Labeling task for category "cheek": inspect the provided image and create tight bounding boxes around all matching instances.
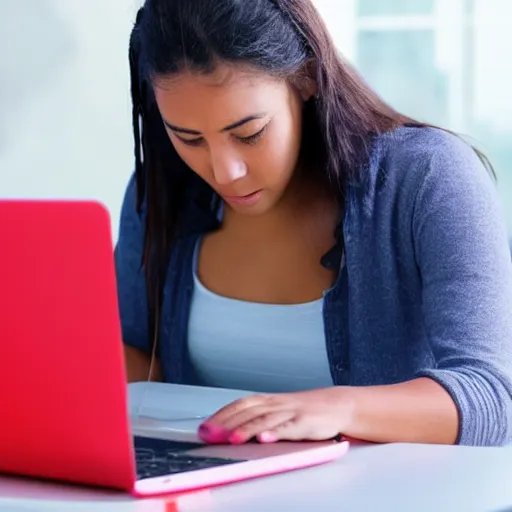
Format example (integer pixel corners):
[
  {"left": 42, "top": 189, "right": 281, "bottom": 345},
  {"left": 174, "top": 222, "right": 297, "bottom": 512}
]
[{"left": 257, "top": 121, "right": 301, "bottom": 182}]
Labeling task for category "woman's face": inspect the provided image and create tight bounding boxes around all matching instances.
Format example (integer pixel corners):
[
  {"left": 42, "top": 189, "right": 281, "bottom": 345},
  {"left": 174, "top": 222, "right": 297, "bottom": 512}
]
[{"left": 153, "top": 64, "right": 314, "bottom": 216}]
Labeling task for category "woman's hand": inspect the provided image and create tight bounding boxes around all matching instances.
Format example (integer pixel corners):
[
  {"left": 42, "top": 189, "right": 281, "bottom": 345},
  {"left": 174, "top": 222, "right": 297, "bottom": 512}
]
[
  {"left": 197, "top": 379, "right": 460, "bottom": 445},
  {"left": 197, "top": 388, "right": 354, "bottom": 445}
]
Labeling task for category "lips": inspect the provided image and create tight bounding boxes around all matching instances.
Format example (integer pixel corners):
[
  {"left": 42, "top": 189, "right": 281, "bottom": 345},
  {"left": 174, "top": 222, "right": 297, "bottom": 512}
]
[
  {"left": 224, "top": 191, "right": 259, "bottom": 199},
  {"left": 222, "top": 189, "right": 263, "bottom": 207}
]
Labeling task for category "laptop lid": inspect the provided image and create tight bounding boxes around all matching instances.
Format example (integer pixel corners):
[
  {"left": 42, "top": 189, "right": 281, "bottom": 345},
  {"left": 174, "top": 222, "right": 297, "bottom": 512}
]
[{"left": 0, "top": 200, "right": 136, "bottom": 491}]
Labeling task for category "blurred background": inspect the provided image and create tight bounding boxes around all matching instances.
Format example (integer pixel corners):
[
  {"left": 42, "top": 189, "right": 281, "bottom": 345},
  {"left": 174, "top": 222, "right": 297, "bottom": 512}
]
[{"left": 0, "top": 0, "right": 510, "bottom": 240}]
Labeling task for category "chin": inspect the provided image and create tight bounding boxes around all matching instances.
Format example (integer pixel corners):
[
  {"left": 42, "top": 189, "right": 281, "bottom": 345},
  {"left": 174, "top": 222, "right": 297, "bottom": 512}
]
[{"left": 228, "top": 201, "right": 270, "bottom": 216}]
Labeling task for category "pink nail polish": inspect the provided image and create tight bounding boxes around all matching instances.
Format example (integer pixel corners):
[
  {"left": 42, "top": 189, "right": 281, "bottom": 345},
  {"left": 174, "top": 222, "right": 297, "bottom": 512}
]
[
  {"left": 228, "top": 432, "right": 245, "bottom": 445},
  {"left": 198, "top": 423, "right": 231, "bottom": 444},
  {"left": 258, "top": 432, "right": 278, "bottom": 444}
]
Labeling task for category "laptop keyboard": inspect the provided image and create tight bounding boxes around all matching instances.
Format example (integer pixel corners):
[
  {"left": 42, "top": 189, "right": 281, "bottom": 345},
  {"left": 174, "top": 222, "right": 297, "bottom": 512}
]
[{"left": 134, "top": 435, "right": 243, "bottom": 480}]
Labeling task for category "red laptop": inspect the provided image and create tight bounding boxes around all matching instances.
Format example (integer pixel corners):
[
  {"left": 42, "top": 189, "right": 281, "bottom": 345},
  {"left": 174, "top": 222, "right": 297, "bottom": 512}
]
[{"left": 0, "top": 199, "right": 349, "bottom": 497}]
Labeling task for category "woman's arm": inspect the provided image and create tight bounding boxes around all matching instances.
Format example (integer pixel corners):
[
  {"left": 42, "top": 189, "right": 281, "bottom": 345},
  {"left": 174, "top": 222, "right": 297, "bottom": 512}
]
[
  {"left": 124, "top": 346, "right": 162, "bottom": 383},
  {"left": 396, "top": 132, "right": 512, "bottom": 446},
  {"left": 339, "top": 378, "right": 458, "bottom": 444}
]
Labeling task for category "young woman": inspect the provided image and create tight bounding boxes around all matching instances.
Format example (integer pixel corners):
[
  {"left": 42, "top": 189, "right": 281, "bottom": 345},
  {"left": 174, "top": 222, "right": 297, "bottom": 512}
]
[{"left": 116, "top": 0, "right": 512, "bottom": 447}]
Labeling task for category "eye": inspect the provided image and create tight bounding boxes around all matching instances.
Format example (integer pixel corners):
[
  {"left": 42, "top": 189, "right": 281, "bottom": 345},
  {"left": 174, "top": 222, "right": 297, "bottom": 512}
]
[
  {"left": 176, "top": 135, "right": 204, "bottom": 147},
  {"left": 236, "top": 124, "right": 269, "bottom": 146}
]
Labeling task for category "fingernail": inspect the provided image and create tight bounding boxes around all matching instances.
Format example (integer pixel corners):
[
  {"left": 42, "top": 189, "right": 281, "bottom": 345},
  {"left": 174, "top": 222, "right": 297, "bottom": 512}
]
[
  {"left": 258, "top": 432, "right": 278, "bottom": 444},
  {"left": 198, "top": 423, "right": 231, "bottom": 444},
  {"left": 228, "top": 432, "right": 245, "bottom": 445},
  {"left": 198, "top": 423, "right": 211, "bottom": 436}
]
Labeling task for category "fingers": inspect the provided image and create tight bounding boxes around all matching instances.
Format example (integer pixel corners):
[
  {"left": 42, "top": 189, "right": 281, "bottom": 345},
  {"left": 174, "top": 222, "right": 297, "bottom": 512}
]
[
  {"left": 207, "top": 395, "right": 268, "bottom": 426},
  {"left": 200, "top": 394, "right": 297, "bottom": 445},
  {"left": 221, "top": 404, "right": 282, "bottom": 431},
  {"left": 263, "top": 416, "right": 312, "bottom": 442},
  {"left": 198, "top": 404, "right": 277, "bottom": 444},
  {"left": 228, "top": 411, "right": 297, "bottom": 444},
  {"left": 198, "top": 395, "right": 269, "bottom": 444},
  {"left": 197, "top": 389, "right": 342, "bottom": 445}
]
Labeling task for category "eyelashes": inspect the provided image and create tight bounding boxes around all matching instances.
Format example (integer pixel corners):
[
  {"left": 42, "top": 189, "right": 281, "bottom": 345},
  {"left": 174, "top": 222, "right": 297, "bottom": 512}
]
[
  {"left": 237, "top": 124, "right": 269, "bottom": 145},
  {"left": 176, "top": 122, "right": 270, "bottom": 147},
  {"left": 177, "top": 136, "right": 203, "bottom": 147}
]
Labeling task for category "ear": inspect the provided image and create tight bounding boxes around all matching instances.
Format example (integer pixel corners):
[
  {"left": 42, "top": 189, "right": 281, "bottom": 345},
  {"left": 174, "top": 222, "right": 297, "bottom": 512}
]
[
  {"left": 298, "top": 77, "right": 317, "bottom": 101},
  {"left": 294, "top": 61, "right": 318, "bottom": 101}
]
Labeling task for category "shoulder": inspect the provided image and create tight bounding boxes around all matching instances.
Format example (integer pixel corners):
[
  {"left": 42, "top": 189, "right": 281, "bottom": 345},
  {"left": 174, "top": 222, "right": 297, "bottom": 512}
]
[
  {"left": 377, "top": 124, "right": 475, "bottom": 159},
  {"left": 117, "top": 172, "right": 145, "bottom": 243},
  {"left": 120, "top": 172, "right": 145, "bottom": 223},
  {"left": 352, "top": 125, "right": 493, "bottom": 215},
  {"left": 116, "top": 172, "right": 147, "bottom": 271},
  {"left": 377, "top": 125, "right": 490, "bottom": 189}
]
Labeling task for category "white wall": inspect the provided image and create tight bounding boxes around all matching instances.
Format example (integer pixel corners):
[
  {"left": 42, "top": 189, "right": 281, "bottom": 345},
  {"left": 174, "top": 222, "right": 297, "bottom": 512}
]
[{"left": 0, "top": 0, "right": 141, "bottom": 240}]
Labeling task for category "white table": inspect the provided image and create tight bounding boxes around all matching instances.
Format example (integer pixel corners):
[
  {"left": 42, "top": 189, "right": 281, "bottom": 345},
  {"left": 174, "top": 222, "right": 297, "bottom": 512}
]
[{"left": 1, "top": 382, "right": 511, "bottom": 512}]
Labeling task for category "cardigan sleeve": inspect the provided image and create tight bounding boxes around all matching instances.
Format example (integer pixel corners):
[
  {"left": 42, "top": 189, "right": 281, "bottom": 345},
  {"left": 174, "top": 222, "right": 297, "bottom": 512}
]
[
  {"left": 114, "top": 173, "right": 150, "bottom": 352},
  {"left": 412, "top": 132, "right": 512, "bottom": 446}
]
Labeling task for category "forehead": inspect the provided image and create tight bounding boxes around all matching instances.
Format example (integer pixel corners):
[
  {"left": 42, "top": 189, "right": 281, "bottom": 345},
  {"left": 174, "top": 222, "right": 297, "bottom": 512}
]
[{"left": 152, "top": 65, "right": 288, "bottom": 128}]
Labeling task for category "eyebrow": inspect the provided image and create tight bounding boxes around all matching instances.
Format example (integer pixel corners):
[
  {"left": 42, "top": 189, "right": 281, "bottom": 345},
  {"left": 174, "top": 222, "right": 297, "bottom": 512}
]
[{"left": 162, "top": 114, "right": 267, "bottom": 136}]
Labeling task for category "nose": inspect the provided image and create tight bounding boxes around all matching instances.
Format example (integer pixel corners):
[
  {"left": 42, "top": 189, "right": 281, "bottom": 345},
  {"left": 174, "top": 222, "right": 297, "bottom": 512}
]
[{"left": 210, "top": 148, "right": 247, "bottom": 186}]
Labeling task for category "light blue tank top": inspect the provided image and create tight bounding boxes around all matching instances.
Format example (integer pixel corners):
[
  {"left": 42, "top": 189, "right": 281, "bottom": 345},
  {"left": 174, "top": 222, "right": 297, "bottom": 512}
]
[{"left": 187, "top": 238, "right": 334, "bottom": 393}]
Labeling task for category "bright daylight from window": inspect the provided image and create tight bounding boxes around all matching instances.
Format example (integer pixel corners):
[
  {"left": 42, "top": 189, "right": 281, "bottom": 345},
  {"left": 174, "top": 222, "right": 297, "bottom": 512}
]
[{"left": 315, "top": 0, "right": 512, "bottom": 236}]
